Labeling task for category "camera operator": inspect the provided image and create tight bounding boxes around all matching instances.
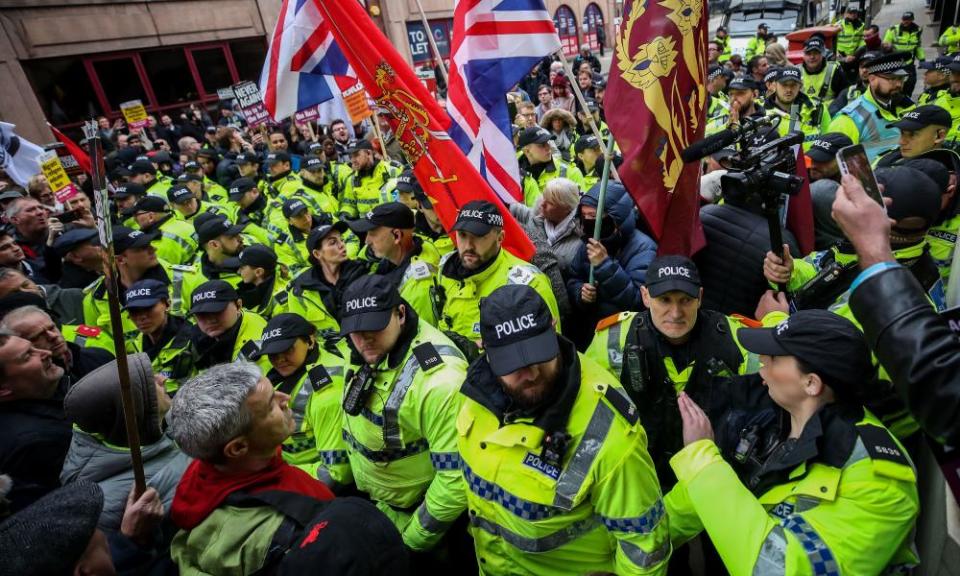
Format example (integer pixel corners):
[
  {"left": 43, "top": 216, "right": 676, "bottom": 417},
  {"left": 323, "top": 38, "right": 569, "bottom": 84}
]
[{"left": 836, "top": 173, "right": 960, "bottom": 444}]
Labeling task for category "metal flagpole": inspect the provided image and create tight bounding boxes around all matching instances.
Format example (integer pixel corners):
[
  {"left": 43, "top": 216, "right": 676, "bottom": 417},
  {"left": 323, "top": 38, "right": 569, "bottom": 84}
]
[
  {"left": 556, "top": 49, "right": 619, "bottom": 180},
  {"left": 413, "top": 0, "right": 449, "bottom": 85},
  {"left": 81, "top": 120, "right": 147, "bottom": 498},
  {"left": 588, "top": 130, "right": 618, "bottom": 284}
]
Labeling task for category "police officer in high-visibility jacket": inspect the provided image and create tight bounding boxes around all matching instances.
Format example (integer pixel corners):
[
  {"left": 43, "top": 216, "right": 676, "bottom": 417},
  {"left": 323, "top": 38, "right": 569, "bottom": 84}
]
[
  {"left": 835, "top": 7, "right": 866, "bottom": 59},
  {"left": 916, "top": 57, "right": 951, "bottom": 104},
  {"left": 166, "top": 183, "right": 232, "bottom": 226},
  {"left": 585, "top": 257, "right": 756, "bottom": 487},
  {"left": 828, "top": 52, "right": 916, "bottom": 162},
  {"left": 194, "top": 215, "right": 245, "bottom": 286},
  {"left": 745, "top": 22, "right": 768, "bottom": 61},
  {"left": 236, "top": 244, "right": 288, "bottom": 319},
  {"left": 459, "top": 284, "right": 670, "bottom": 575},
  {"left": 338, "top": 275, "right": 468, "bottom": 554},
  {"left": 127, "top": 195, "right": 199, "bottom": 266},
  {"left": 82, "top": 226, "right": 201, "bottom": 341},
  {"left": 936, "top": 54, "right": 960, "bottom": 144},
  {"left": 340, "top": 139, "right": 399, "bottom": 220},
  {"left": 123, "top": 279, "right": 196, "bottom": 395},
  {"left": 800, "top": 37, "right": 847, "bottom": 105},
  {"left": 348, "top": 202, "right": 441, "bottom": 326},
  {"left": 940, "top": 24, "right": 960, "bottom": 55},
  {"left": 665, "top": 311, "right": 919, "bottom": 575},
  {"left": 189, "top": 279, "right": 269, "bottom": 372},
  {"left": 129, "top": 159, "right": 172, "bottom": 199},
  {"left": 517, "top": 127, "right": 585, "bottom": 207},
  {"left": 435, "top": 200, "right": 561, "bottom": 343},
  {"left": 252, "top": 313, "right": 350, "bottom": 483},
  {"left": 264, "top": 151, "right": 305, "bottom": 200},
  {"left": 409, "top": 177, "right": 456, "bottom": 257},
  {"left": 705, "top": 65, "right": 730, "bottom": 120},
  {"left": 765, "top": 67, "right": 832, "bottom": 148},
  {"left": 883, "top": 11, "right": 925, "bottom": 96}
]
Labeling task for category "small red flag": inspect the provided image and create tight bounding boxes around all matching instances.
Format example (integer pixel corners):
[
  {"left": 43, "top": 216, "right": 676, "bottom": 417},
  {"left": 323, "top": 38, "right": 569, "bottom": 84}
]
[
  {"left": 605, "top": 0, "right": 707, "bottom": 256},
  {"left": 313, "top": 0, "right": 535, "bottom": 261},
  {"left": 47, "top": 123, "right": 92, "bottom": 175}
]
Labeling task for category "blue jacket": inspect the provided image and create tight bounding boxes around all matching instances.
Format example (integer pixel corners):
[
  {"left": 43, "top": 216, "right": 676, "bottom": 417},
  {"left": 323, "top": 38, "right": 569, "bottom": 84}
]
[{"left": 566, "top": 182, "right": 657, "bottom": 323}]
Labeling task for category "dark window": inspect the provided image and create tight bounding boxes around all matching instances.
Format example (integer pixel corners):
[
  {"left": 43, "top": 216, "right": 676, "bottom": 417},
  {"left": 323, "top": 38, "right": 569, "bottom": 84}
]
[
  {"left": 92, "top": 57, "right": 148, "bottom": 111},
  {"left": 142, "top": 49, "right": 199, "bottom": 105},
  {"left": 23, "top": 56, "right": 100, "bottom": 125},
  {"left": 190, "top": 48, "right": 233, "bottom": 95},
  {"left": 230, "top": 39, "right": 268, "bottom": 83}
]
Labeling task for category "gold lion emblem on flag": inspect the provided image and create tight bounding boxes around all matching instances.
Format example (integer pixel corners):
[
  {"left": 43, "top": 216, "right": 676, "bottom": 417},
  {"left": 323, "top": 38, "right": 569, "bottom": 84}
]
[{"left": 616, "top": 0, "right": 706, "bottom": 190}]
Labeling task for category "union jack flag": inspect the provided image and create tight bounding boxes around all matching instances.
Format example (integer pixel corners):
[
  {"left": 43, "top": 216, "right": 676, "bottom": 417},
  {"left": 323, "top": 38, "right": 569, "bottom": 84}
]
[
  {"left": 447, "top": 0, "right": 561, "bottom": 204},
  {"left": 260, "top": 0, "right": 354, "bottom": 122}
]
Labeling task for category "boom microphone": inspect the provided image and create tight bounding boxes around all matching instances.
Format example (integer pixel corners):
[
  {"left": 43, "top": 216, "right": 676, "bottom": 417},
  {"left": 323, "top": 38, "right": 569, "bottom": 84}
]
[{"left": 680, "top": 128, "right": 739, "bottom": 163}]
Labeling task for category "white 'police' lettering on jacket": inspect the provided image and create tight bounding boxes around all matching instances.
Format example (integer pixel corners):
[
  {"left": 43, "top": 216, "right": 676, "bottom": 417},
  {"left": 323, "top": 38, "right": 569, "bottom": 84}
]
[{"left": 495, "top": 313, "right": 536, "bottom": 339}]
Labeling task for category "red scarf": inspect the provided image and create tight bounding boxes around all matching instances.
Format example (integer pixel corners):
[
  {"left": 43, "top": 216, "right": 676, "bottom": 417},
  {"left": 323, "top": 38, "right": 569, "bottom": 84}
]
[{"left": 171, "top": 450, "right": 333, "bottom": 530}]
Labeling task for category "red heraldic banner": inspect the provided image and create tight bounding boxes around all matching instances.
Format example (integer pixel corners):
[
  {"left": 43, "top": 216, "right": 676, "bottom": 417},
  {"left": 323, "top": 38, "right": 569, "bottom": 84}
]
[
  {"left": 314, "top": 0, "right": 535, "bottom": 261},
  {"left": 606, "top": 0, "right": 708, "bottom": 256}
]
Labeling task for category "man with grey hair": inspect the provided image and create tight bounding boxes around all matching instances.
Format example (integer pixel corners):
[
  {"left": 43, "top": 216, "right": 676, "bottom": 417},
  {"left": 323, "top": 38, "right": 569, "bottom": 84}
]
[
  {"left": 167, "top": 361, "right": 335, "bottom": 575},
  {"left": 5, "top": 196, "right": 51, "bottom": 280},
  {"left": 0, "top": 304, "right": 112, "bottom": 380}
]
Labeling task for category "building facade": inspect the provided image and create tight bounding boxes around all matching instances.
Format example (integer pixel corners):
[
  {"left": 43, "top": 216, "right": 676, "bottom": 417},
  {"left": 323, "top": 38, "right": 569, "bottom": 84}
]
[{"left": 0, "top": 0, "right": 618, "bottom": 144}]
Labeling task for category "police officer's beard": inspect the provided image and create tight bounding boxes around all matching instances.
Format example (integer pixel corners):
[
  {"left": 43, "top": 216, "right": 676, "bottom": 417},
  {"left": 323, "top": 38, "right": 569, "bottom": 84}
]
[{"left": 502, "top": 363, "right": 560, "bottom": 411}]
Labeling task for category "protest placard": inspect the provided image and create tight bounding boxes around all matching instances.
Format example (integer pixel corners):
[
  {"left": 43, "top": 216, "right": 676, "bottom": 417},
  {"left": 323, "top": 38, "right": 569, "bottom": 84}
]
[
  {"left": 232, "top": 81, "right": 271, "bottom": 127},
  {"left": 120, "top": 100, "right": 149, "bottom": 130},
  {"left": 40, "top": 151, "right": 78, "bottom": 203}
]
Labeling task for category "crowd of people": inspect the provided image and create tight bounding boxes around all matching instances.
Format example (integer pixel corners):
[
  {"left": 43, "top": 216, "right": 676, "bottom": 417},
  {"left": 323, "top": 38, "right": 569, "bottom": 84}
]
[{"left": 0, "top": 18, "right": 959, "bottom": 576}]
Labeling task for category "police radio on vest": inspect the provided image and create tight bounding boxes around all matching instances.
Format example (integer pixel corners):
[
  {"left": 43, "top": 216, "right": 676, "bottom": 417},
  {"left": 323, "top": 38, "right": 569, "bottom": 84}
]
[
  {"left": 495, "top": 313, "right": 536, "bottom": 339},
  {"left": 346, "top": 296, "right": 377, "bottom": 311}
]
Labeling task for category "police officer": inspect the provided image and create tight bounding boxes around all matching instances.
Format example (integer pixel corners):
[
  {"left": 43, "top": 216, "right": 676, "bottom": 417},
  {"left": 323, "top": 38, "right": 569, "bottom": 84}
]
[
  {"left": 666, "top": 311, "right": 918, "bottom": 575},
  {"left": 282, "top": 221, "right": 369, "bottom": 338},
  {"left": 884, "top": 12, "right": 925, "bottom": 96},
  {"left": 276, "top": 198, "right": 325, "bottom": 275},
  {"left": 916, "top": 57, "right": 951, "bottom": 104},
  {"left": 835, "top": 6, "right": 866, "bottom": 59},
  {"left": 936, "top": 54, "right": 960, "bottom": 144},
  {"left": 940, "top": 23, "right": 960, "bottom": 55},
  {"left": 167, "top": 182, "right": 231, "bottom": 225},
  {"left": 705, "top": 65, "right": 730, "bottom": 120},
  {"left": 807, "top": 133, "right": 853, "bottom": 183},
  {"left": 409, "top": 177, "right": 455, "bottom": 257},
  {"left": 236, "top": 244, "right": 287, "bottom": 319},
  {"left": 126, "top": 196, "right": 198, "bottom": 266},
  {"left": 189, "top": 279, "right": 269, "bottom": 371},
  {"left": 435, "top": 200, "right": 560, "bottom": 343},
  {"left": 459, "top": 284, "right": 669, "bottom": 575},
  {"left": 348, "top": 202, "right": 441, "bottom": 326},
  {"left": 765, "top": 67, "right": 831, "bottom": 147},
  {"left": 394, "top": 169, "right": 420, "bottom": 211},
  {"left": 828, "top": 52, "right": 916, "bottom": 162},
  {"left": 299, "top": 155, "right": 341, "bottom": 216},
  {"left": 517, "top": 126, "right": 585, "bottom": 207},
  {"left": 112, "top": 183, "right": 145, "bottom": 229},
  {"left": 252, "top": 313, "right": 350, "bottom": 484},
  {"left": 800, "top": 37, "right": 846, "bottom": 104},
  {"left": 828, "top": 51, "right": 880, "bottom": 117},
  {"left": 82, "top": 226, "right": 200, "bottom": 339},
  {"left": 713, "top": 25, "right": 732, "bottom": 63},
  {"left": 321, "top": 137, "right": 355, "bottom": 195},
  {"left": 228, "top": 177, "right": 286, "bottom": 238},
  {"left": 338, "top": 275, "right": 468, "bottom": 554},
  {"left": 52, "top": 228, "right": 102, "bottom": 290},
  {"left": 183, "top": 159, "right": 230, "bottom": 206},
  {"left": 194, "top": 215, "right": 245, "bottom": 286},
  {"left": 574, "top": 134, "right": 604, "bottom": 191},
  {"left": 706, "top": 77, "right": 790, "bottom": 137},
  {"left": 340, "top": 139, "right": 399, "bottom": 220},
  {"left": 876, "top": 105, "right": 953, "bottom": 166},
  {"left": 128, "top": 159, "right": 171, "bottom": 199},
  {"left": 586, "top": 256, "right": 756, "bottom": 486},
  {"left": 123, "top": 279, "right": 196, "bottom": 395},
  {"left": 745, "top": 22, "right": 768, "bottom": 61},
  {"left": 234, "top": 151, "right": 269, "bottom": 198},
  {"left": 264, "top": 151, "right": 304, "bottom": 200}
]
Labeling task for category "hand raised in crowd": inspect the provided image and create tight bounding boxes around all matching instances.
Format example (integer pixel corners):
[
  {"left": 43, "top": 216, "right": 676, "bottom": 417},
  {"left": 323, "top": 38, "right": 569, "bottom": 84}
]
[
  {"left": 831, "top": 173, "right": 896, "bottom": 269},
  {"left": 585, "top": 237, "right": 609, "bottom": 267},
  {"left": 762, "top": 244, "right": 793, "bottom": 285},
  {"left": 120, "top": 486, "right": 164, "bottom": 547},
  {"left": 755, "top": 289, "right": 790, "bottom": 319},
  {"left": 678, "top": 392, "right": 714, "bottom": 446},
  {"left": 46, "top": 216, "right": 63, "bottom": 247},
  {"left": 581, "top": 282, "right": 597, "bottom": 303}
]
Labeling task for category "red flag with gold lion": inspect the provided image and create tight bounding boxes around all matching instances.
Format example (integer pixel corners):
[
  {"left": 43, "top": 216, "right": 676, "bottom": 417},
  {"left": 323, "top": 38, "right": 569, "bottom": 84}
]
[{"left": 606, "top": 0, "right": 707, "bottom": 256}]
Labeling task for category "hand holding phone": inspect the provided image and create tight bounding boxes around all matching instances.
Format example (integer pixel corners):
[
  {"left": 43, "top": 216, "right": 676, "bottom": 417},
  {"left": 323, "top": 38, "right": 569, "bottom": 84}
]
[{"left": 836, "top": 144, "right": 885, "bottom": 210}]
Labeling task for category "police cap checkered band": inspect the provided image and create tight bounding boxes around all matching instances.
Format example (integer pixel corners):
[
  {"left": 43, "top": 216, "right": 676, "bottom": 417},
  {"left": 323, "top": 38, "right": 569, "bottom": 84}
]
[
  {"left": 708, "top": 65, "right": 724, "bottom": 81},
  {"left": 866, "top": 52, "right": 912, "bottom": 75}
]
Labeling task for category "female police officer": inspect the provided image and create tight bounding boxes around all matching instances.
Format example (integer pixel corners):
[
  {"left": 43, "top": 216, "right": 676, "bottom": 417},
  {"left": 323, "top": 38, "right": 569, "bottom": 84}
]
[
  {"left": 664, "top": 309, "right": 919, "bottom": 575},
  {"left": 251, "top": 313, "right": 352, "bottom": 491}
]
